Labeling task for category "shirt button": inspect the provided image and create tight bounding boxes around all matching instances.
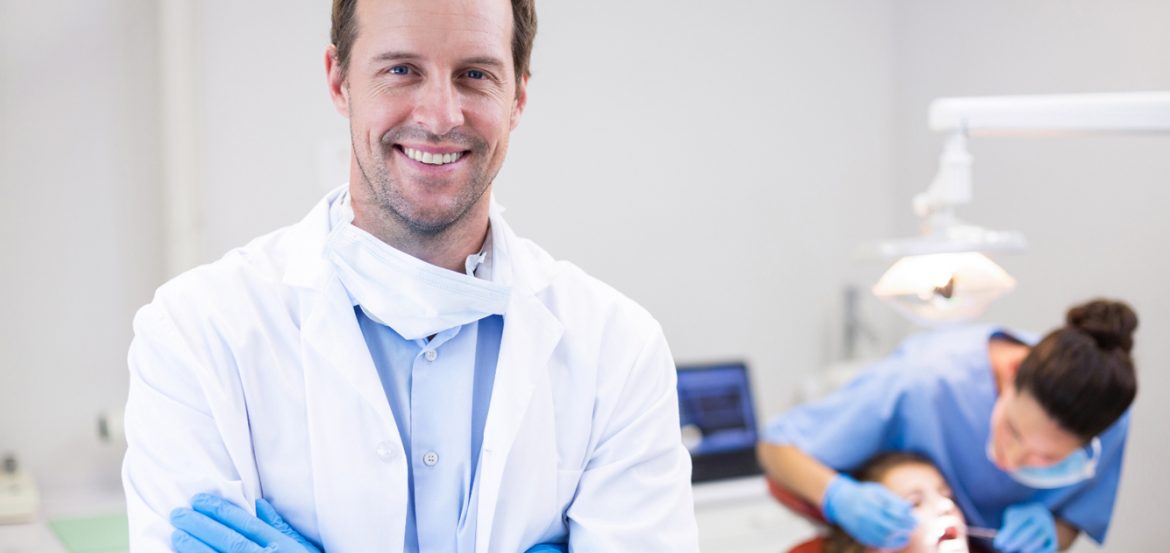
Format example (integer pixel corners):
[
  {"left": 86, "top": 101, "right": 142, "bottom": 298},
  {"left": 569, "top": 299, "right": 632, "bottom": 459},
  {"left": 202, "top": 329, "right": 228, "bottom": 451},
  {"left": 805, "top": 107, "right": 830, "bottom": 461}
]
[
  {"left": 424, "top": 350, "right": 437, "bottom": 362},
  {"left": 422, "top": 451, "right": 440, "bottom": 467},
  {"left": 375, "top": 441, "right": 397, "bottom": 462}
]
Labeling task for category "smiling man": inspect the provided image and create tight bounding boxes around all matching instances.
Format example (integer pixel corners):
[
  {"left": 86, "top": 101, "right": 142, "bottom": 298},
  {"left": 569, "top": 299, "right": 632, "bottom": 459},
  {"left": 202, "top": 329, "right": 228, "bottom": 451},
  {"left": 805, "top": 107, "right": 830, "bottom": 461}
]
[{"left": 122, "top": 1, "right": 699, "bottom": 551}]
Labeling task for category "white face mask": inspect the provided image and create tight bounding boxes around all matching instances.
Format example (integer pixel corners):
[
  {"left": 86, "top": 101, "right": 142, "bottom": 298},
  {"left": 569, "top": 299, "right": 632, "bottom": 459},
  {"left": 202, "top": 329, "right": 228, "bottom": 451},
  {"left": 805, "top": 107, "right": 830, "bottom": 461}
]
[
  {"left": 987, "top": 437, "right": 1101, "bottom": 489},
  {"left": 324, "top": 193, "right": 510, "bottom": 340}
]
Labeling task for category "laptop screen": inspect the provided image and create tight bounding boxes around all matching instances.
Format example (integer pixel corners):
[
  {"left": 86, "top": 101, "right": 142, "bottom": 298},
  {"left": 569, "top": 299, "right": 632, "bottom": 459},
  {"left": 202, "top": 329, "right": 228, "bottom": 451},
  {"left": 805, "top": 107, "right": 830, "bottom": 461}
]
[{"left": 677, "top": 361, "right": 762, "bottom": 482}]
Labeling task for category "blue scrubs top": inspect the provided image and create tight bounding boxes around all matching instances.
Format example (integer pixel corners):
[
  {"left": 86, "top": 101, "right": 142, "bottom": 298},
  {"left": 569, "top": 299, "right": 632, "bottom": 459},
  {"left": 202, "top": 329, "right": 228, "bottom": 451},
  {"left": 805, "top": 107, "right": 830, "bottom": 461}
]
[{"left": 763, "top": 325, "right": 1130, "bottom": 544}]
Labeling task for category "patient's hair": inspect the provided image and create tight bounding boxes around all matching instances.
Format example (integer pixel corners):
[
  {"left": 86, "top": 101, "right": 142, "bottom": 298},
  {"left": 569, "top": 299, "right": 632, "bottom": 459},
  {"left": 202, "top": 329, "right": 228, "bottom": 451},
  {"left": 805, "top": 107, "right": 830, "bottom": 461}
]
[
  {"left": 1015, "top": 299, "right": 1138, "bottom": 440},
  {"left": 823, "top": 452, "right": 936, "bottom": 553}
]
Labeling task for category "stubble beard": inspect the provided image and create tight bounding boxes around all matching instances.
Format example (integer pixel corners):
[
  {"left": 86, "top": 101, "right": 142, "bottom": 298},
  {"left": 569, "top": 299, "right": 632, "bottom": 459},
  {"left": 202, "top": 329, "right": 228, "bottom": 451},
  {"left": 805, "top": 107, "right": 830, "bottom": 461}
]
[{"left": 353, "top": 124, "right": 496, "bottom": 238}]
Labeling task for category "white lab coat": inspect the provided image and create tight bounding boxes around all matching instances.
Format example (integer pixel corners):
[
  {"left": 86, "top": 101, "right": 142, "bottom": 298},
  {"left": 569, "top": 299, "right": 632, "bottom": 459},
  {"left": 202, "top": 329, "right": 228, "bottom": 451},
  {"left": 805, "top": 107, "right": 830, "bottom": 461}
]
[{"left": 122, "top": 189, "right": 699, "bottom": 552}]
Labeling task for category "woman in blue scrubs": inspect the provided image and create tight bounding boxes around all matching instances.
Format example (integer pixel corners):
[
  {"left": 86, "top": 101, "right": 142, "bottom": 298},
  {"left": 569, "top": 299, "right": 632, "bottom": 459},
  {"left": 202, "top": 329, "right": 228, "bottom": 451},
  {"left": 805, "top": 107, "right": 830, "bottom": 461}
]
[{"left": 758, "top": 299, "right": 1138, "bottom": 553}]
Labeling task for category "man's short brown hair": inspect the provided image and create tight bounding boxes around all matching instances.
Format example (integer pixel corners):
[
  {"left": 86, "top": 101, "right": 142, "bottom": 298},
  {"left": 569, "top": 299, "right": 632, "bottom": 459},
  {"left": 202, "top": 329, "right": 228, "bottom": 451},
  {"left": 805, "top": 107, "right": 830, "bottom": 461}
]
[{"left": 331, "top": 0, "right": 537, "bottom": 90}]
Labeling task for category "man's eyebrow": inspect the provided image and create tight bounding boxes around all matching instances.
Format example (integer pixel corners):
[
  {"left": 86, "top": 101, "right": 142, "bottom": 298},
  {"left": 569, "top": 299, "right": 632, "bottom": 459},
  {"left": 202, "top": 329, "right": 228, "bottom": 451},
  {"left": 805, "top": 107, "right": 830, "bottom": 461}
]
[
  {"left": 460, "top": 56, "right": 506, "bottom": 69},
  {"left": 371, "top": 51, "right": 421, "bottom": 63},
  {"left": 368, "top": 52, "right": 506, "bottom": 70}
]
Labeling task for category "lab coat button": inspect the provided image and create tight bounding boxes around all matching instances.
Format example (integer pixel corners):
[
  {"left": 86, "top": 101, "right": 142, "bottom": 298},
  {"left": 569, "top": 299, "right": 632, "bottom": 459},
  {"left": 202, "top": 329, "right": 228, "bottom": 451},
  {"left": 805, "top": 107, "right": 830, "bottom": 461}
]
[
  {"left": 424, "top": 350, "right": 437, "bottom": 362},
  {"left": 375, "top": 441, "right": 397, "bottom": 462},
  {"left": 423, "top": 451, "right": 439, "bottom": 466}
]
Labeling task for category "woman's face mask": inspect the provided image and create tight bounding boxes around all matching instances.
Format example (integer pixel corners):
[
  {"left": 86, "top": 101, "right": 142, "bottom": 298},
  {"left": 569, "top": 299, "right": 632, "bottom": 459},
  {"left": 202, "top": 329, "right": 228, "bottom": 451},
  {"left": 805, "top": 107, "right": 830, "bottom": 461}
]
[
  {"left": 987, "top": 438, "right": 1100, "bottom": 489},
  {"left": 988, "top": 386, "right": 1097, "bottom": 488}
]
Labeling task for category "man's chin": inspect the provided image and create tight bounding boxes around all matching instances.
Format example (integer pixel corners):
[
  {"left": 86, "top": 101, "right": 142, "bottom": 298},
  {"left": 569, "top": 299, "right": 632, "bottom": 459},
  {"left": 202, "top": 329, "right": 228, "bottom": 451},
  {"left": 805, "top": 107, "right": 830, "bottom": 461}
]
[{"left": 389, "top": 205, "right": 466, "bottom": 235}]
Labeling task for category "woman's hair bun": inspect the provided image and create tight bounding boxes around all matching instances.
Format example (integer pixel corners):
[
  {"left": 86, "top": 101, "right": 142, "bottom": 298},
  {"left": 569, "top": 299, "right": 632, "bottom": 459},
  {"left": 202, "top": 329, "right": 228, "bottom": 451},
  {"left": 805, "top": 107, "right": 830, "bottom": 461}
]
[{"left": 1066, "top": 299, "right": 1138, "bottom": 354}]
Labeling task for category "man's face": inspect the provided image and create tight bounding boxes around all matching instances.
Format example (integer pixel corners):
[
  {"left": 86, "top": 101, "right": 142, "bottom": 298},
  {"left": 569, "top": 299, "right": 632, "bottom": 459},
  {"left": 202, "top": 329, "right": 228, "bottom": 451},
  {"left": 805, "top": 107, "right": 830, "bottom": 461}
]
[{"left": 329, "top": 0, "right": 526, "bottom": 235}]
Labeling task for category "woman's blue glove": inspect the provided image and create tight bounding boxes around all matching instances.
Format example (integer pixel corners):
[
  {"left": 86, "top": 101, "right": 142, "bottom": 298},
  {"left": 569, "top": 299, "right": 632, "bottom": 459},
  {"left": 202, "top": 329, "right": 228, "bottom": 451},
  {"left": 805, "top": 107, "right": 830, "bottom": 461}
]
[
  {"left": 821, "top": 474, "right": 917, "bottom": 549},
  {"left": 170, "top": 493, "right": 322, "bottom": 553},
  {"left": 993, "top": 503, "right": 1057, "bottom": 553},
  {"left": 524, "top": 544, "right": 568, "bottom": 552}
]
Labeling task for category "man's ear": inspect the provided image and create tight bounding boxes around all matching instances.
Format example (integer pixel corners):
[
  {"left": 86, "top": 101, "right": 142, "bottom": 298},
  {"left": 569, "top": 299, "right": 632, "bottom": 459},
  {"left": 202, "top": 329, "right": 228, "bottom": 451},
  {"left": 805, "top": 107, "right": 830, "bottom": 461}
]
[
  {"left": 325, "top": 45, "right": 350, "bottom": 118},
  {"left": 510, "top": 74, "right": 529, "bottom": 131}
]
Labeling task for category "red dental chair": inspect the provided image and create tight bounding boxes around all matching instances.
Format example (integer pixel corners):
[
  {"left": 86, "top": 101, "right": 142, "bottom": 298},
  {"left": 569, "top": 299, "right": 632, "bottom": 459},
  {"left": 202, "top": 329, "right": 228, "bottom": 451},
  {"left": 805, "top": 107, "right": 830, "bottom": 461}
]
[{"left": 766, "top": 478, "right": 829, "bottom": 553}]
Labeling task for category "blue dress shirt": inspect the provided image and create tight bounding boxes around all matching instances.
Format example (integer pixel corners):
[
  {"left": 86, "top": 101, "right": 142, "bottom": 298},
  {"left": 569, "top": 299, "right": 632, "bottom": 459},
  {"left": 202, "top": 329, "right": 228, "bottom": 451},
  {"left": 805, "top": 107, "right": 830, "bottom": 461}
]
[{"left": 355, "top": 265, "right": 503, "bottom": 552}]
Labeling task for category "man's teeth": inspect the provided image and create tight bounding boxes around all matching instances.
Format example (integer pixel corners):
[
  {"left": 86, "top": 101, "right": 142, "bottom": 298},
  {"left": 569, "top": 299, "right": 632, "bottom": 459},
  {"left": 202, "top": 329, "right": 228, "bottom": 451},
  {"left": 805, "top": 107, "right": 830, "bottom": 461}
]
[{"left": 403, "top": 147, "right": 463, "bottom": 165}]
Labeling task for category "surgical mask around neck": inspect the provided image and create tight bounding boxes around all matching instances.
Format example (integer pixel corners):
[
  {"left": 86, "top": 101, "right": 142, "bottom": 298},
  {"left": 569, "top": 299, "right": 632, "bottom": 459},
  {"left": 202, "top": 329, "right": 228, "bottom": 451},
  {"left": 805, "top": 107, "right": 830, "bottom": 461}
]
[
  {"left": 324, "top": 191, "right": 509, "bottom": 340},
  {"left": 987, "top": 438, "right": 1101, "bottom": 489}
]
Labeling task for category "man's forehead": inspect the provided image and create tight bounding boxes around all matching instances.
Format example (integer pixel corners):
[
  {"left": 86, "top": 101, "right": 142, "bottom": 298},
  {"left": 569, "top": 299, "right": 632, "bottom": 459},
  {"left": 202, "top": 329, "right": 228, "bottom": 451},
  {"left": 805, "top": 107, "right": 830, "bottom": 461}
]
[{"left": 355, "top": 0, "right": 512, "bottom": 40}]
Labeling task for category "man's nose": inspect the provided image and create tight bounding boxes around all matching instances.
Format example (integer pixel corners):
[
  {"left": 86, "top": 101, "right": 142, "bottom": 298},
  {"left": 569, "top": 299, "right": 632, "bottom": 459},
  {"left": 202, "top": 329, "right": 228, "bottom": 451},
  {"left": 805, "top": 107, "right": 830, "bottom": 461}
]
[{"left": 413, "top": 78, "right": 464, "bottom": 136}]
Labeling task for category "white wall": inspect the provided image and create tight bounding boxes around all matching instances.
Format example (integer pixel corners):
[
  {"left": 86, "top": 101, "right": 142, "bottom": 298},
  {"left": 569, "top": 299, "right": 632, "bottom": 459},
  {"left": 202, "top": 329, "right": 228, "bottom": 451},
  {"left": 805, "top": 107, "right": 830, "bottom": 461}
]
[
  {"left": 190, "top": 1, "right": 346, "bottom": 262},
  {"left": 892, "top": 1, "right": 1170, "bottom": 550},
  {"left": 500, "top": 0, "right": 900, "bottom": 418},
  {"left": 0, "top": 0, "right": 162, "bottom": 492}
]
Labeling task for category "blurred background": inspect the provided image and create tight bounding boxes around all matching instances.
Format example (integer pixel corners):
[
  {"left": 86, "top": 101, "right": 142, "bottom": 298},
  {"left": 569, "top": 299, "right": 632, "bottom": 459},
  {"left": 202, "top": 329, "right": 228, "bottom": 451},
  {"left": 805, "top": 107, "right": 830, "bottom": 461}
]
[{"left": 1, "top": 0, "right": 1167, "bottom": 551}]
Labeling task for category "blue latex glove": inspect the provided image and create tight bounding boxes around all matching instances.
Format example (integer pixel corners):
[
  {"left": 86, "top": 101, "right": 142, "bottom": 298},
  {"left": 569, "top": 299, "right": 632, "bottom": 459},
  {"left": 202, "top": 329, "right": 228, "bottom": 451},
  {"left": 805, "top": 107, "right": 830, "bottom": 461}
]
[
  {"left": 524, "top": 544, "right": 568, "bottom": 552},
  {"left": 994, "top": 503, "right": 1058, "bottom": 553},
  {"left": 170, "top": 493, "right": 322, "bottom": 553},
  {"left": 822, "top": 474, "right": 917, "bottom": 549}
]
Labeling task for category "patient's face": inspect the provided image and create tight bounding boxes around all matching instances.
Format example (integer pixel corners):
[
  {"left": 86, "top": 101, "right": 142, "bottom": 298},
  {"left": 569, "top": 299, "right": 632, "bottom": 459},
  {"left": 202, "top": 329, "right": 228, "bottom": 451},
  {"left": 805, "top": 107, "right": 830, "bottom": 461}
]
[{"left": 878, "top": 463, "right": 967, "bottom": 553}]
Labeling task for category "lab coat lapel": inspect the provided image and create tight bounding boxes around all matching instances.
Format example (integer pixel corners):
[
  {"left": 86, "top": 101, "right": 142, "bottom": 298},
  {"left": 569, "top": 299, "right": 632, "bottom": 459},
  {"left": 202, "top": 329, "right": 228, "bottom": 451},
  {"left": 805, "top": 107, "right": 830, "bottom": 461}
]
[
  {"left": 474, "top": 278, "right": 564, "bottom": 550},
  {"left": 300, "top": 275, "right": 407, "bottom": 551},
  {"left": 301, "top": 276, "right": 398, "bottom": 426}
]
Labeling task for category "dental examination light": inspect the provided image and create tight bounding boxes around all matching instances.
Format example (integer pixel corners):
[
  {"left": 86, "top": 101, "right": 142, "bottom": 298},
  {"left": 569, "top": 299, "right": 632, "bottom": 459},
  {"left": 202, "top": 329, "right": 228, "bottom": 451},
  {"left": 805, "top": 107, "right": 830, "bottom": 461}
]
[{"left": 872, "top": 91, "right": 1170, "bottom": 325}]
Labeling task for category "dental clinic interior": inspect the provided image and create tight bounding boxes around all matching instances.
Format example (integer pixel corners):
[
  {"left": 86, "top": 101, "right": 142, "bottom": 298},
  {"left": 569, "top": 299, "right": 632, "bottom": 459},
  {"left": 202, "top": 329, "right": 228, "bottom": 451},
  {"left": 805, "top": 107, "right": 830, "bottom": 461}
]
[{"left": 2, "top": 1, "right": 1169, "bottom": 552}]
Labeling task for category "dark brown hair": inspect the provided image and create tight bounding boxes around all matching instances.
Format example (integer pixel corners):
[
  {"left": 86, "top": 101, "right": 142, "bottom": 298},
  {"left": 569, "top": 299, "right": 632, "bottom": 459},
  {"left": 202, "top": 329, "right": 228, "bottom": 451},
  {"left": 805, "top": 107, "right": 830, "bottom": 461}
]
[
  {"left": 330, "top": 0, "right": 537, "bottom": 91},
  {"left": 824, "top": 452, "right": 937, "bottom": 553},
  {"left": 1015, "top": 299, "right": 1139, "bottom": 441}
]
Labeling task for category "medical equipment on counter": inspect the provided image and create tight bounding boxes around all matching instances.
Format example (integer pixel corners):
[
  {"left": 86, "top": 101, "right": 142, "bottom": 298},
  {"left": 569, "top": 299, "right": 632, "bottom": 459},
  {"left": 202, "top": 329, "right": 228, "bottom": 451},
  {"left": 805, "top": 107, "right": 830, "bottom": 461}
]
[
  {"left": 676, "top": 361, "right": 762, "bottom": 484},
  {"left": 869, "top": 91, "right": 1170, "bottom": 325},
  {"left": 0, "top": 454, "right": 40, "bottom": 524}
]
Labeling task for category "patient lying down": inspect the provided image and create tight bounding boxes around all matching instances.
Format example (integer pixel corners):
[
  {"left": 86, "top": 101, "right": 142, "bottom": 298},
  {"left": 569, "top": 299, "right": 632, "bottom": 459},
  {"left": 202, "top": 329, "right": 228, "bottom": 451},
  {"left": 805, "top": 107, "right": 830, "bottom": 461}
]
[{"left": 825, "top": 452, "right": 971, "bottom": 553}]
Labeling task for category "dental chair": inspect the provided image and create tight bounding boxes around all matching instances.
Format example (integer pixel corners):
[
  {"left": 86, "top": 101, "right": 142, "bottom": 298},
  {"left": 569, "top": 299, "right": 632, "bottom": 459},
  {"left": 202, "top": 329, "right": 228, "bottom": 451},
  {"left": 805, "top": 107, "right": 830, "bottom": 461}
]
[{"left": 767, "top": 478, "right": 828, "bottom": 552}]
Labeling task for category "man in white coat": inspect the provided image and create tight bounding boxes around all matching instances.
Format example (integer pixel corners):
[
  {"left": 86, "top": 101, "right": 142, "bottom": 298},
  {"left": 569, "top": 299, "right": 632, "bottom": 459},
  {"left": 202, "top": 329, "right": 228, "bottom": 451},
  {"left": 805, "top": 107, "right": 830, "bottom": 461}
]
[{"left": 122, "top": 0, "right": 699, "bottom": 551}]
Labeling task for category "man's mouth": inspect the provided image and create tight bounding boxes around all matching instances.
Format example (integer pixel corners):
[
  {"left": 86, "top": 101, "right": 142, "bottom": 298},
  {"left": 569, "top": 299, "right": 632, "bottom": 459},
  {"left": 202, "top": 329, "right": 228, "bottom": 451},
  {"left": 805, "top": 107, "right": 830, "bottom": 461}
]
[{"left": 398, "top": 146, "right": 466, "bottom": 166}]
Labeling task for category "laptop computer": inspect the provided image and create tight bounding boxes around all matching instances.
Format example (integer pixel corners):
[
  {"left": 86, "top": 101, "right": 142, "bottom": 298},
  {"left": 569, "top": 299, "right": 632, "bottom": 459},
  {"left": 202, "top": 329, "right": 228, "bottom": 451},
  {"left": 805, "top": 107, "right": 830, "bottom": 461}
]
[{"left": 677, "top": 361, "right": 763, "bottom": 484}]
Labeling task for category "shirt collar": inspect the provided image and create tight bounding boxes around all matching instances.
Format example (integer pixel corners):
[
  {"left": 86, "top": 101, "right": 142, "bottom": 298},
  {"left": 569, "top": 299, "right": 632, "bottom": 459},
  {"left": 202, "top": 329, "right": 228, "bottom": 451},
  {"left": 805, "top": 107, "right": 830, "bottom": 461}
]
[{"left": 465, "top": 226, "right": 493, "bottom": 281}]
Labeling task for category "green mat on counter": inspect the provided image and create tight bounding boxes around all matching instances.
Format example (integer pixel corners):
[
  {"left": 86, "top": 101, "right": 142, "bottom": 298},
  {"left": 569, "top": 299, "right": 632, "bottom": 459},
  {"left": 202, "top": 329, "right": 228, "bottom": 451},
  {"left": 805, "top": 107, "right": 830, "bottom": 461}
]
[{"left": 48, "top": 512, "right": 129, "bottom": 553}]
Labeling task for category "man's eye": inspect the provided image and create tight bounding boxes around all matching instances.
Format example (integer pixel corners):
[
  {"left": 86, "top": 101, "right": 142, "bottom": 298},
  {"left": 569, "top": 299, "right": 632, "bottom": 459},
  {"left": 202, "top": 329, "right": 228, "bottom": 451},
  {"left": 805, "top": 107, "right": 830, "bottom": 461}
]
[
  {"left": 388, "top": 66, "right": 411, "bottom": 76},
  {"left": 465, "top": 69, "right": 486, "bottom": 80}
]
